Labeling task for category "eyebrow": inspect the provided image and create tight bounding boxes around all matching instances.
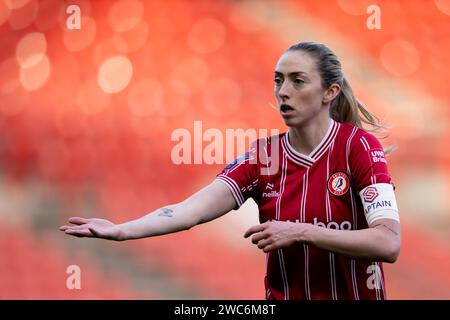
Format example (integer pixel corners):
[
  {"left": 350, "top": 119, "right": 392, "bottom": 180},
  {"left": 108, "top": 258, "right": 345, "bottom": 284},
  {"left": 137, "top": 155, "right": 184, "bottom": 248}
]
[{"left": 274, "top": 71, "right": 309, "bottom": 77}]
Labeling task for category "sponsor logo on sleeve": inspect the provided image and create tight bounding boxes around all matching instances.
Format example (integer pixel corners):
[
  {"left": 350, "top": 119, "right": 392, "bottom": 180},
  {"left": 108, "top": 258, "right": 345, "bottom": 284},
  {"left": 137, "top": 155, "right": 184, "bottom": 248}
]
[
  {"left": 363, "top": 186, "right": 379, "bottom": 203},
  {"left": 370, "top": 150, "right": 387, "bottom": 164}
]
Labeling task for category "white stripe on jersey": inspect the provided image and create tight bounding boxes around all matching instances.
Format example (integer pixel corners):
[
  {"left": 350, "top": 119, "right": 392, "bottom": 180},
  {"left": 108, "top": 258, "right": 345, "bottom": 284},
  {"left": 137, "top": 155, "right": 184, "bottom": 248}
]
[
  {"left": 275, "top": 154, "right": 289, "bottom": 299},
  {"left": 216, "top": 176, "right": 244, "bottom": 206},
  {"left": 379, "top": 262, "right": 386, "bottom": 299},
  {"left": 360, "top": 136, "right": 370, "bottom": 151},
  {"left": 312, "top": 121, "right": 340, "bottom": 160},
  {"left": 279, "top": 249, "right": 289, "bottom": 300},
  {"left": 329, "top": 252, "right": 337, "bottom": 300},
  {"left": 303, "top": 244, "right": 311, "bottom": 300},
  {"left": 300, "top": 168, "right": 311, "bottom": 299},
  {"left": 326, "top": 139, "right": 338, "bottom": 299},
  {"left": 308, "top": 119, "right": 334, "bottom": 158},
  {"left": 374, "top": 262, "right": 380, "bottom": 300},
  {"left": 346, "top": 127, "right": 360, "bottom": 300}
]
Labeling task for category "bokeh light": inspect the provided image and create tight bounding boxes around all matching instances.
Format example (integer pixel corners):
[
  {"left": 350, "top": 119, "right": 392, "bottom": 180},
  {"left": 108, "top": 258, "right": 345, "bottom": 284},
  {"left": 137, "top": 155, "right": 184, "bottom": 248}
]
[
  {"left": 229, "top": 0, "right": 270, "bottom": 33},
  {"left": 434, "top": 0, "right": 450, "bottom": 15},
  {"left": 16, "top": 32, "right": 47, "bottom": 68},
  {"left": 0, "top": 0, "right": 449, "bottom": 301},
  {"left": 4, "top": 0, "right": 31, "bottom": 10},
  {"left": 380, "top": 40, "right": 420, "bottom": 77},
  {"left": 0, "top": 0, "right": 11, "bottom": 26},
  {"left": 113, "top": 20, "right": 149, "bottom": 53},
  {"left": 19, "top": 54, "right": 50, "bottom": 91},
  {"left": 7, "top": 0, "right": 38, "bottom": 30},
  {"left": 108, "top": 0, "right": 144, "bottom": 32},
  {"left": 97, "top": 56, "right": 133, "bottom": 94},
  {"left": 187, "top": 18, "right": 226, "bottom": 54}
]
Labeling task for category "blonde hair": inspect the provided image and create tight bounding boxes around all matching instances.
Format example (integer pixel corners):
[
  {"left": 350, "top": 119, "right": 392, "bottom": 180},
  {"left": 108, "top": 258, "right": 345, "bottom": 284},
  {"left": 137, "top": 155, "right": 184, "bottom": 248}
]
[{"left": 287, "top": 41, "right": 385, "bottom": 136}]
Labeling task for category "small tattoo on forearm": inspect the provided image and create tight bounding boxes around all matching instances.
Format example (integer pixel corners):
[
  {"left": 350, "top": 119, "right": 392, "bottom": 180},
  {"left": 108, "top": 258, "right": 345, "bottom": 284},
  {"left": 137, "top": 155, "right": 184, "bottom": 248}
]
[
  {"left": 158, "top": 208, "right": 173, "bottom": 217},
  {"left": 380, "top": 224, "right": 399, "bottom": 236}
]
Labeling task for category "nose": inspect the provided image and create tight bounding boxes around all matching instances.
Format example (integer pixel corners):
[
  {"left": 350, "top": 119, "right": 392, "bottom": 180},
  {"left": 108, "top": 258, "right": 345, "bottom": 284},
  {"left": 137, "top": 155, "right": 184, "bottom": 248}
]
[{"left": 277, "top": 81, "right": 290, "bottom": 101}]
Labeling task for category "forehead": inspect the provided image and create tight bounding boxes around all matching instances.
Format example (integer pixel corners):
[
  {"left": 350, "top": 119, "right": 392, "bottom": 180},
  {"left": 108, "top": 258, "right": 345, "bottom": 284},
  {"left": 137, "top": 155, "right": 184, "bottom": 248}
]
[{"left": 275, "top": 50, "right": 318, "bottom": 76}]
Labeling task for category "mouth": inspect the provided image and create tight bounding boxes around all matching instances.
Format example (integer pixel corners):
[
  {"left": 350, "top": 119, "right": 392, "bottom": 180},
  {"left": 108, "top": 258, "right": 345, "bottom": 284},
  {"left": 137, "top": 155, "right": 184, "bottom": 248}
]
[{"left": 280, "top": 104, "right": 294, "bottom": 115}]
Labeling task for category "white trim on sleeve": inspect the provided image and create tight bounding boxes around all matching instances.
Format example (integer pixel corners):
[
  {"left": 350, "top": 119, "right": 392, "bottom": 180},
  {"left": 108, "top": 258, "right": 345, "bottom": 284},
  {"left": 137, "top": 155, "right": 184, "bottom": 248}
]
[{"left": 215, "top": 176, "right": 245, "bottom": 208}]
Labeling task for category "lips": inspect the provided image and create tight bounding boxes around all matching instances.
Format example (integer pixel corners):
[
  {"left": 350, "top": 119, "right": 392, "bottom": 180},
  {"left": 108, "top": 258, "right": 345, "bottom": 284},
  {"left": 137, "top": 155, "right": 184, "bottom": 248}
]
[{"left": 280, "top": 104, "right": 294, "bottom": 113}]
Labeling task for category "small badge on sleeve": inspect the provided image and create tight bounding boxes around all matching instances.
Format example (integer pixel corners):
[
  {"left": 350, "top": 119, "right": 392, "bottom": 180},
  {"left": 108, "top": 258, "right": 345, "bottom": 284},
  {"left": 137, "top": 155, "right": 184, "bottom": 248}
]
[{"left": 328, "top": 172, "right": 350, "bottom": 196}]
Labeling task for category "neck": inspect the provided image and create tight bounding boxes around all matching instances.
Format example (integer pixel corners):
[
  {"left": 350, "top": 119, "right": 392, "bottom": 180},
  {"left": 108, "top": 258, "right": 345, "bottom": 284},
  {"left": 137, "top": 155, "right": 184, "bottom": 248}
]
[{"left": 288, "top": 114, "right": 332, "bottom": 156}]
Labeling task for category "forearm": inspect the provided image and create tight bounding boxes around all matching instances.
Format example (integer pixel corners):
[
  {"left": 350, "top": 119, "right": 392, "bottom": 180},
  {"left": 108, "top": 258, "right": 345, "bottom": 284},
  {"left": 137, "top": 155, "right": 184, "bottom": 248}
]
[
  {"left": 117, "top": 203, "right": 200, "bottom": 240},
  {"left": 304, "top": 224, "right": 399, "bottom": 263}
]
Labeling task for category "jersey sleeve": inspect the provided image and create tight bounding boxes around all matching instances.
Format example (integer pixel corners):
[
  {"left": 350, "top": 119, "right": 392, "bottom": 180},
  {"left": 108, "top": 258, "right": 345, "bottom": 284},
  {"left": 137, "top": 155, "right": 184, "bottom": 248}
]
[
  {"left": 349, "top": 132, "right": 393, "bottom": 193},
  {"left": 215, "top": 145, "right": 259, "bottom": 210}
]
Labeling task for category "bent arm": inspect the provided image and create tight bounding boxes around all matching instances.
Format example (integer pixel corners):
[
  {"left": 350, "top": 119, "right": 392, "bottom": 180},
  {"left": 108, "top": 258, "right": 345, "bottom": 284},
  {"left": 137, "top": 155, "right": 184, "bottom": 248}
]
[
  {"left": 246, "top": 216, "right": 401, "bottom": 263},
  {"left": 305, "top": 218, "right": 401, "bottom": 263},
  {"left": 61, "top": 180, "right": 237, "bottom": 241}
]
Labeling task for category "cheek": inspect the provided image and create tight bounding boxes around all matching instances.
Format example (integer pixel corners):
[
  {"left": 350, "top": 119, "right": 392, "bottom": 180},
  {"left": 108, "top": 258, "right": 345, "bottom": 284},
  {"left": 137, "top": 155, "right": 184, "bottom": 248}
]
[{"left": 296, "top": 86, "right": 323, "bottom": 106}]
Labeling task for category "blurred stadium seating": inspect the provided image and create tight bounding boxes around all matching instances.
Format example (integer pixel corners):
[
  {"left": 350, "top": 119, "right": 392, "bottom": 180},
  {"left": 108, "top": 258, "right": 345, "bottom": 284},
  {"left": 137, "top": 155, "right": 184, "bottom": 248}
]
[{"left": 0, "top": 0, "right": 449, "bottom": 299}]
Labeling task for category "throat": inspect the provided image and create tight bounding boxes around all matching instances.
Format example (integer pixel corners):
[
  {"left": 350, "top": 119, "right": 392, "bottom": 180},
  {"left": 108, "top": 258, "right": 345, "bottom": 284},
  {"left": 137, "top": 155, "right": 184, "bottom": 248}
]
[{"left": 288, "top": 119, "right": 332, "bottom": 157}]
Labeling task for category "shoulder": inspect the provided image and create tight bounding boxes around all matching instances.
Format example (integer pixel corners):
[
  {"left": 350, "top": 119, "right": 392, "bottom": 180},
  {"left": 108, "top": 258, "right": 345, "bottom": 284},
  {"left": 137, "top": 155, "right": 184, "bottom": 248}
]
[
  {"left": 250, "top": 132, "right": 286, "bottom": 154},
  {"left": 337, "top": 122, "right": 382, "bottom": 151}
]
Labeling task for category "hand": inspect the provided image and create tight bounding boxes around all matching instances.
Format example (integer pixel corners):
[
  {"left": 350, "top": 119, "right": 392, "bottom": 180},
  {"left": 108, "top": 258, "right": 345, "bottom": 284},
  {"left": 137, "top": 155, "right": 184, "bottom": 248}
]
[
  {"left": 59, "top": 217, "right": 124, "bottom": 241},
  {"left": 244, "top": 221, "right": 309, "bottom": 252}
]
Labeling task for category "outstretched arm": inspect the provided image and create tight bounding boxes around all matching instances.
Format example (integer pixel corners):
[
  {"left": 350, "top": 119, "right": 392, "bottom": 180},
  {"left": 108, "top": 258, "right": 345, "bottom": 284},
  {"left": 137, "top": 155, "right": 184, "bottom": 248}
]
[{"left": 60, "top": 180, "right": 236, "bottom": 241}]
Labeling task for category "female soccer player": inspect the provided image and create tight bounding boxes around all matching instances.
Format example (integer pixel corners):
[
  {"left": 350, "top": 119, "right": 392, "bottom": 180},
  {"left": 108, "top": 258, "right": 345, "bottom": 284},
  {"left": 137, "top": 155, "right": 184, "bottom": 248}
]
[{"left": 60, "top": 41, "right": 400, "bottom": 300}]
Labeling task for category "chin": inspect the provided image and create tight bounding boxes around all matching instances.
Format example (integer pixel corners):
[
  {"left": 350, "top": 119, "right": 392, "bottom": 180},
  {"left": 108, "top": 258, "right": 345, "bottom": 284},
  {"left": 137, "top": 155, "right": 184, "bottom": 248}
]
[{"left": 281, "top": 116, "right": 303, "bottom": 128}]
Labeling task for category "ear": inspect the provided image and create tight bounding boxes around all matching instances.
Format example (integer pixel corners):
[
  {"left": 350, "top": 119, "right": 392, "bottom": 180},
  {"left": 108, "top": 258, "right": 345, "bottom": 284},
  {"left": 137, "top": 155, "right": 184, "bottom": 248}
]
[{"left": 322, "top": 84, "right": 341, "bottom": 104}]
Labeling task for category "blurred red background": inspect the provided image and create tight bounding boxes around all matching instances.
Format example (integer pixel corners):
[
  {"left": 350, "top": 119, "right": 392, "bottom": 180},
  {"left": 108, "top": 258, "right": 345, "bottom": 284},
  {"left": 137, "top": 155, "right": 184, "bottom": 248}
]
[{"left": 0, "top": 0, "right": 449, "bottom": 299}]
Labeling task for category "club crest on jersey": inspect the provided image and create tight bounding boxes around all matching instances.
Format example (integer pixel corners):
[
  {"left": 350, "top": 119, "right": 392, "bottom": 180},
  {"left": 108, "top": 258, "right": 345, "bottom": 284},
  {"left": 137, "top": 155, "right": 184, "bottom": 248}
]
[{"left": 328, "top": 172, "right": 350, "bottom": 196}]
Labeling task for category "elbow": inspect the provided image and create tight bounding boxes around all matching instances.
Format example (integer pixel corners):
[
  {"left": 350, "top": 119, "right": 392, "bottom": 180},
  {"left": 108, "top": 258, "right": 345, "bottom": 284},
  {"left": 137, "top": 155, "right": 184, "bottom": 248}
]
[{"left": 383, "top": 240, "right": 401, "bottom": 263}]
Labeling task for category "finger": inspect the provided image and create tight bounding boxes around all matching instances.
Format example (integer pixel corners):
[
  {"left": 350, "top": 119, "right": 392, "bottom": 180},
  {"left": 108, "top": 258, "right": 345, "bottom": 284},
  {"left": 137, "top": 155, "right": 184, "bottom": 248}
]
[
  {"left": 64, "top": 225, "right": 88, "bottom": 232},
  {"left": 68, "top": 217, "right": 91, "bottom": 225},
  {"left": 262, "top": 244, "right": 276, "bottom": 253},
  {"left": 251, "top": 232, "right": 268, "bottom": 244},
  {"left": 65, "top": 228, "right": 93, "bottom": 237},
  {"left": 59, "top": 226, "right": 70, "bottom": 231},
  {"left": 244, "top": 223, "right": 267, "bottom": 238},
  {"left": 257, "top": 238, "right": 272, "bottom": 249}
]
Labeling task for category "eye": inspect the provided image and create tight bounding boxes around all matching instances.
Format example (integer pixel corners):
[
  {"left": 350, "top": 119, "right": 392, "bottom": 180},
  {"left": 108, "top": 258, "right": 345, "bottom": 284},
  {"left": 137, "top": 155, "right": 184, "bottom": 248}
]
[
  {"left": 274, "top": 77, "right": 283, "bottom": 86},
  {"left": 294, "top": 78, "right": 305, "bottom": 85}
]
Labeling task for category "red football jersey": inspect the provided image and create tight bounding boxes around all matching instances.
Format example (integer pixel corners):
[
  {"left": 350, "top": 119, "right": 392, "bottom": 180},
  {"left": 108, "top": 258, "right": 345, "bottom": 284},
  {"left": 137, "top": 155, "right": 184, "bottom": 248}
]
[{"left": 216, "top": 120, "right": 393, "bottom": 300}]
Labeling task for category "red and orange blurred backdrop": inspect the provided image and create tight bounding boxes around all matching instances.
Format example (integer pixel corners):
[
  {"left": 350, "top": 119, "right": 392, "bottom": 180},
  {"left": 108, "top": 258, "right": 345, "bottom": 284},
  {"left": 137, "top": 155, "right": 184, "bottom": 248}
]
[{"left": 0, "top": 0, "right": 449, "bottom": 299}]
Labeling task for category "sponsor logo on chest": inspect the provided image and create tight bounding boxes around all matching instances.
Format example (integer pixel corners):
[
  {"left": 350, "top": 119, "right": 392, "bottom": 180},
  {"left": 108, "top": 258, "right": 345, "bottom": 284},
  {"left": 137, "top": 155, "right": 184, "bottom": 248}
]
[{"left": 262, "top": 183, "right": 280, "bottom": 198}]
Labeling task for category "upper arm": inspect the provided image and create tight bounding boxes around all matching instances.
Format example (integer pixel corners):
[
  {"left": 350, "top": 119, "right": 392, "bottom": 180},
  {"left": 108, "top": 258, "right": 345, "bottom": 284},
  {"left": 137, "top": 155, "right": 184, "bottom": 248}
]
[
  {"left": 351, "top": 132, "right": 401, "bottom": 228},
  {"left": 350, "top": 132, "right": 392, "bottom": 190},
  {"left": 180, "top": 180, "right": 238, "bottom": 225}
]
